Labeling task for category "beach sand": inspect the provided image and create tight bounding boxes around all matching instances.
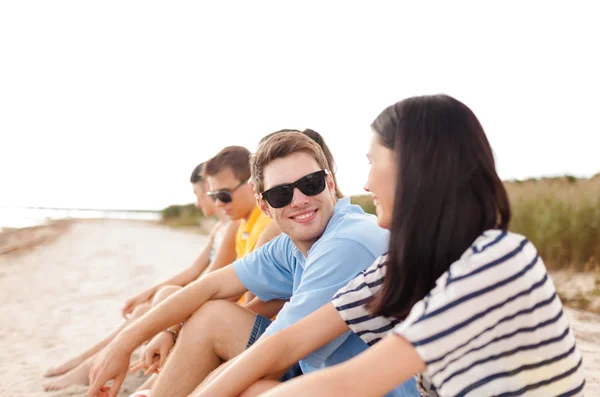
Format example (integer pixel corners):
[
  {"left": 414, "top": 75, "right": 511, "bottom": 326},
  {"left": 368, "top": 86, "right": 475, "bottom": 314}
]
[
  {"left": 0, "top": 220, "right": 598, "bottom": 396},
  {"left": 0, "top": 220, "right": 207, "bottom": 397}
]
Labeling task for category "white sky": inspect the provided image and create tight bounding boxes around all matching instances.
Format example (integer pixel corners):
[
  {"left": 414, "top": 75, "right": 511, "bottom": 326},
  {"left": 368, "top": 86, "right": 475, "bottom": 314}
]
[{"left": 1, "top": 1, "right": 598, "bottom": 210}]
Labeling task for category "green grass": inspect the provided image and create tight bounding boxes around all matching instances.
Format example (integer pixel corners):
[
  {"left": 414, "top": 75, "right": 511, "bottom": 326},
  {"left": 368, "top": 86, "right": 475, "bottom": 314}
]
[
  {"left": 350, "top": 174, "right": 600, "bottom": 272},
  {"left": 506, "top": 175, "right": 600, "bottom": 271},
  {"left": 160, "top": 204, "right": 205, "bottom": 227}
]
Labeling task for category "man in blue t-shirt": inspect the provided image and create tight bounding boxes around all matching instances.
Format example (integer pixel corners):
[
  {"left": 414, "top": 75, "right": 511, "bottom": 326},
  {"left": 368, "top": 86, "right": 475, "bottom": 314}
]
[{"left": 87, "top": 132, "right": 417, "bottom": 397}]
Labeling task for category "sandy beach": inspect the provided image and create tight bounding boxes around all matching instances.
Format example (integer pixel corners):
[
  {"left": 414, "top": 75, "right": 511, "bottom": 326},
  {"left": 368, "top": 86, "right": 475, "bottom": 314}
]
[
  {"left": 0, "top": 220, "right": 207, "bottom": 397},
  {"left": 1, "top": 220, "right": 599, "bottom": 396}
]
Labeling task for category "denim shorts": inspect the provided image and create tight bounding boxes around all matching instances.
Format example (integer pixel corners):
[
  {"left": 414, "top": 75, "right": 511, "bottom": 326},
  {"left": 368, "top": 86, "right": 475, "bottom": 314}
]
[{"left": 246, "top": 314, "right": 303, "bottom": 381}]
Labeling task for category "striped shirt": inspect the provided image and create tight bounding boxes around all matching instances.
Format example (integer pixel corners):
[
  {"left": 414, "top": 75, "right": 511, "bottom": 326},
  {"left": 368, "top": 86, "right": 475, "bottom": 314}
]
[{"left": 332, "top": 230, "right": 585, "bottom": 397}]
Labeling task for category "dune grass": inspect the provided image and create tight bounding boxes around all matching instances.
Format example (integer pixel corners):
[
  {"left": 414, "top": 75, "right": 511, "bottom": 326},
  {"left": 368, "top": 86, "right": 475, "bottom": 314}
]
[
  {"left": 505, "top": 175, "right": 600, "bottom": 271},
  {"left": 351, "top": 174, "right": 600, "bottom": 272},
  {"left": 161, "top": 204, "right": 205, "bottom": 228}
]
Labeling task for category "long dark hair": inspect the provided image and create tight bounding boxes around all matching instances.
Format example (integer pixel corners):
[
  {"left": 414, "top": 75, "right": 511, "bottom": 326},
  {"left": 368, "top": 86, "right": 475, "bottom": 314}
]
[{"left": 369, "top": 94, "right": 511, "bottom": 319}]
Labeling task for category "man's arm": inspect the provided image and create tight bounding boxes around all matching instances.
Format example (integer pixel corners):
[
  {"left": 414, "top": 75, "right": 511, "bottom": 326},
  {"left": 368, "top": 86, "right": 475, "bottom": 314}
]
[
  {"left": 242, "top": 221, "right": 283, "bottom": 307},
  {"left": 244, "top": 297, "right": 287, "bottom": 318},
  {"left": 204, "top": 220, "right": 240, "bottom": 273},
  {"left": 87, "top": 265, "right": 247, "bottom": 397}
]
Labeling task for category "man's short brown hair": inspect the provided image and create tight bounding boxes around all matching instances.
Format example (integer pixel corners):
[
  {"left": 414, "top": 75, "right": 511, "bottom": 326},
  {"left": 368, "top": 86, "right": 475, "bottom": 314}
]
[
  {"left": 251, "top": 132, "right": 330, "bottom": 194},
  {"left": 204, "top": 146, "right": 251, "bottom": 182}
]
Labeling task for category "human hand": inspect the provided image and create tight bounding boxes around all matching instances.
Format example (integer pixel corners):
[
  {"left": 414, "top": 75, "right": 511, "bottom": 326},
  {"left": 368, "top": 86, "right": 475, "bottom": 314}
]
[
  {"left": 129, "top": 331, "right": 175, "bottom": 375},
  {"left": 87, "top": 340, "right": 134, "bottom": 397}
]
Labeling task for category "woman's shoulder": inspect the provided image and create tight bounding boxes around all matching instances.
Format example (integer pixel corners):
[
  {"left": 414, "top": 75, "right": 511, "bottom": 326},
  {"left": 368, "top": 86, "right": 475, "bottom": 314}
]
[{"left": 440, "top": 230, "right": 541, "bottom": 290}]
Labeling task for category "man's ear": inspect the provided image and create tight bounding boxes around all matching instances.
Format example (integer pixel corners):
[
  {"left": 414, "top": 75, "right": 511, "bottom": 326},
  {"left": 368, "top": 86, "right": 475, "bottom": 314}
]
[
  {"left": 248, "top": 180, "right": 257, "bottom": 195},
  {"left": 327, "top": 173, "right": 336, "bottom": 193},
  {"left": 256, "top": 195, "right": 272, "bottom": 218}
]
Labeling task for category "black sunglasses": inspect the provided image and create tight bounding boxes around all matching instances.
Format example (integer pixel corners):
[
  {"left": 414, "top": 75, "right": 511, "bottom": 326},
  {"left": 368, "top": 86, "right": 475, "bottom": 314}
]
[
  {"left": 207, "top": 179, "right": 248, "bottom": 204},
  {"left": 259, "top": 169, "right": 329, "bottom": 209}
]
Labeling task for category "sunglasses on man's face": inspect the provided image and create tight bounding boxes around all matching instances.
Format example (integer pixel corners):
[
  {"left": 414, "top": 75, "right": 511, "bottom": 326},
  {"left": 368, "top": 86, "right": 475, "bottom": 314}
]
[
  {"left": 259, "top": 169, "right": 329, "bottom": 209},
  {"left": 207, "top": 179, "right": 247, "bottom": 204}
]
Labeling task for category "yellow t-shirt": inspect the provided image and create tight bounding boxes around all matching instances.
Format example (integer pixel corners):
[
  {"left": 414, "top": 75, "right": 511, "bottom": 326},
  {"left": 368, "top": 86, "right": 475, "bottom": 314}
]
[
  {"left": 235, "top": 205, "right": 272, "bottom": 259},
  {"left": 235, "top": 206, "right": 272, "bottom": 305}
]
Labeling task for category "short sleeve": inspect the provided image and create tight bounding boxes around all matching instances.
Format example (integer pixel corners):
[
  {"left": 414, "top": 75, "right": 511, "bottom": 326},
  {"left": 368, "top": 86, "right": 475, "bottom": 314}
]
[
  {"left": 265, "top": 238, "right": 379, "bottom": 367},
  {"left": 233, "top": 234, "right": 295, "bottom": 301},
  {"left": 331, "top": 255, "right": 398, "bottom": 346}
]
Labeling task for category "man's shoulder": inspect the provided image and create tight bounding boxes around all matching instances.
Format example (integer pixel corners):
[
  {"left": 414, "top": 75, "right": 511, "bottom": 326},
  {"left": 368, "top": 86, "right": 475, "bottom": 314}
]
[
  {"left": 235, "top": 232, "right": 296, "bottom": 273},
  {"left": 259, "top": 232, "right": 296, "bottom": 261},
  {"left": 329, "top": 205, "right": 388, "bottom": 240},
  {"left": 315, "top": 207, "right": 389, "bottom": 258}
]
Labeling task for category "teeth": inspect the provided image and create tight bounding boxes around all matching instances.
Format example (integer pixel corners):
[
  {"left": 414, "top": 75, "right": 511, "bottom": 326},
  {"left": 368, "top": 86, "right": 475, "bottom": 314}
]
[{"left": 295, "top": 211, "right": 314, "bottom": 220}]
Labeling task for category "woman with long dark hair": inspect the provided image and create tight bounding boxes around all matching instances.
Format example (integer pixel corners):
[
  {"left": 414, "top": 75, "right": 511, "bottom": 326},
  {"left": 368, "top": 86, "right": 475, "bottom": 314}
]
[{"left": 192, "top": 94, "right": 584, "bottom": 397}]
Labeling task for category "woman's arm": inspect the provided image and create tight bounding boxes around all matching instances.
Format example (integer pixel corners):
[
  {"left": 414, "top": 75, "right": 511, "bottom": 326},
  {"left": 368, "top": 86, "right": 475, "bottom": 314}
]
[
  {"left": 203, "top": 219, "right": 240, "bottom": 273},
  {"left": 192, "top": 302, "right": 349, "bottom": 397},
  {"left": 244, "top": 298, "right": 287, "bottom": 319},
  {"left": 259, "top": 333, "right": 425, "bottom": 397}
]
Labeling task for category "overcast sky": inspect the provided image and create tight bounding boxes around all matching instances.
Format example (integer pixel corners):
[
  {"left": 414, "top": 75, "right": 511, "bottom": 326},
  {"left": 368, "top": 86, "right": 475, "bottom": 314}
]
[{"left": 1, "top": 1, "right": 598, "bottom": 210}]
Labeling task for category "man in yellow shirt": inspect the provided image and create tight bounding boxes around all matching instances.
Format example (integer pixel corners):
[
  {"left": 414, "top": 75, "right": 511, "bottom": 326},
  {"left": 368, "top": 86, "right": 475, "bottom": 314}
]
[{"left": 203, "top": 146, "right": 279, "bottom": 304}]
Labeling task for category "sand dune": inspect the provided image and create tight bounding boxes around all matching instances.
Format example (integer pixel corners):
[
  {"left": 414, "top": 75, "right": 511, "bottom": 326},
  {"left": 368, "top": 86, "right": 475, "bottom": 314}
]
[{"left": 0, "top": 220, "right": 598, "bottom": 396}]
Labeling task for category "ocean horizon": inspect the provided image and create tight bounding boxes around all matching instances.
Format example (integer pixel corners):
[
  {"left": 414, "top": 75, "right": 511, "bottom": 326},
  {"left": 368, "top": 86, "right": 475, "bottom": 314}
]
[{"left": 0, "top": 206, "right": 161, "bottom": 230}]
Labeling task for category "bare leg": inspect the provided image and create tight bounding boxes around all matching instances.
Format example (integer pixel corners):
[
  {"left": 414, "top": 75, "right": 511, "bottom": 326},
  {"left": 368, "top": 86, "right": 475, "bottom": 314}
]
[
  {"left": 239, "top": 380, "right": 281, "bottom": 397},
  {"left": 151, "top": 285, "right": 182, "bottom": 306},
  {"left": 150, "top": 300, "right": 256, "bottom": 397},
  {"left": 44, "top": 324, "right": 126, "bottom": 378},
  {"left": 44, "top": 302, "right": 152, "bottom": 377},
  {"left": 43, "top": 354, "right": 93, "bottom": 391},
  {"left": 42, "top": 303, "right": 151, "bottom": 390},
  {"left": 135, "top": 374, "right": 157, "bottom": 394}
]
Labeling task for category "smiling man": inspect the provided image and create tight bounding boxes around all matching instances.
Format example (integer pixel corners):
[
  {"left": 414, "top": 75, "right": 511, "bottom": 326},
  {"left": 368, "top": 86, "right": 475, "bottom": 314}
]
[{"left": 87, "top": 132, "right": 407, "bottom": 397}]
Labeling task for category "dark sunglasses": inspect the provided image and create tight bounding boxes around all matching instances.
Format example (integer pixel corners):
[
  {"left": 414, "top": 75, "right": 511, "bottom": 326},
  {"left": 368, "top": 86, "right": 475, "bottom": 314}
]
[
  {"left": 207, "top": 179, "right": 248, "bottom": 204},
  {"left": 259, "top": 169, "right": 329, "bottom": 209}
]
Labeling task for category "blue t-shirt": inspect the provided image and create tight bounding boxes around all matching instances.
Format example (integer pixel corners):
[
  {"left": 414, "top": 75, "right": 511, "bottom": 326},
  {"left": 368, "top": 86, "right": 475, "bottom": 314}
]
[
  {"left": 235, "top": 198, "right": 386, "bottom": 371},
  {"left": 234, "top": 198, "right": 418, "bottom": 397}
]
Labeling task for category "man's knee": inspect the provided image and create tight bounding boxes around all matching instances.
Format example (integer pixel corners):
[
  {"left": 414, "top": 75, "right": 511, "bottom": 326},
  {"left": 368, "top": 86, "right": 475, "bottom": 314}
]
[
  {"left": 152, "top": 285, "right": 182, "bottom": 306},
  {"left": 184, "top": 300, "right": 241, "bottom": 331},
  {"left": 181, "top": 300, "right": 254, "bottom": 360}
]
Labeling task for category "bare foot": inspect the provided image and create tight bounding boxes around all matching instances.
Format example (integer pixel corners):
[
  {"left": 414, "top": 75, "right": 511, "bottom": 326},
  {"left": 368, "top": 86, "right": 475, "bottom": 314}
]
[
  {"left": 43, "top": 360, "right": 90, "bottom": 391},
  {"left": 44, "top": 355, "right": 86, "bottom": 377}
]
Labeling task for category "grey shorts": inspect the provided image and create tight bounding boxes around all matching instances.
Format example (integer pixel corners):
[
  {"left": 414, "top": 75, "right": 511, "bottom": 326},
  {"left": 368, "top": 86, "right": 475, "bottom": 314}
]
[{"left": 246, "top": 314, "right": 303, "bottom": 382}]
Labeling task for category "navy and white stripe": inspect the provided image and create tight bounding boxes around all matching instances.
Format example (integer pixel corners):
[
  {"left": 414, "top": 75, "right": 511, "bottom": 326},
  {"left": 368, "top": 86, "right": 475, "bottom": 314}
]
[
  {"left": 332, "top": 255, "right": 400, "bottom": 346},
  {"left": 332, "top": 230, "right": 586, "bottom": 397}
]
